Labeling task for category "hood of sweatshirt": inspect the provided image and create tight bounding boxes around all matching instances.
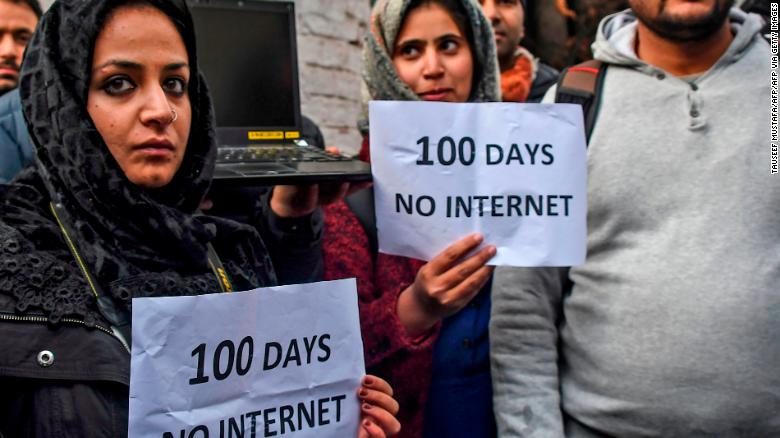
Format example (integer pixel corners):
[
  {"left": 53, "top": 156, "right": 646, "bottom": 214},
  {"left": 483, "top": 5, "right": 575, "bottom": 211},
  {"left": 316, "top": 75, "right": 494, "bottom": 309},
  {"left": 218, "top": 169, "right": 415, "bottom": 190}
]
[
  {"left": 592, "top": 7, "right": 765, "bottom": 77},
  {"left": 589, "top": 7, "right": 766, "bottom": 131}
]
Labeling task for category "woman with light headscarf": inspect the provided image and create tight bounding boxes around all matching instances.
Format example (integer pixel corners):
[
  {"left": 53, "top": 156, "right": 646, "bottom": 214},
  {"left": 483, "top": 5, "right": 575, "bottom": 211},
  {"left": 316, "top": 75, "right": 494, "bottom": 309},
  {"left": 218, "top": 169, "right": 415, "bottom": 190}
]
[{"left": 323, "top": 1, "right": 501, "bottom": 436}]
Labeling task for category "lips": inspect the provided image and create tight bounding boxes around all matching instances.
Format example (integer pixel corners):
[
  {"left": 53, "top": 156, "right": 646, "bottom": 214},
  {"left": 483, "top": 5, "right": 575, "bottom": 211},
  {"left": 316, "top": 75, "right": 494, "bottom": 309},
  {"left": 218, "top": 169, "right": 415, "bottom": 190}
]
[
  {"left": 418, "top": 88, "right": 453, "bottom": 102},
  {"left": 134, "top": 138, "right": 176, "bottom": 157},
  {"left": 0, "top": 67, "right": 18, "bottom": 79}
]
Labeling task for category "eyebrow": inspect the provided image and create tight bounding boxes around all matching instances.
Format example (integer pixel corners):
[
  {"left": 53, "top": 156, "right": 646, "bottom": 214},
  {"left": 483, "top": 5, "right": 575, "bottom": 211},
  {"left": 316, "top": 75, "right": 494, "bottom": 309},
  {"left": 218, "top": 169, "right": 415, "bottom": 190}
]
[
  {"left": 434, "top": 33, "right": 465, "bottom": 43},
  {"left": 397, "top": 33, "right": 465, "bottom": 46},
  {"left": 0, "top": 27, "right": 34, "bottom": 34},
  {"left": 396, "top": 38, "right": 424, "bottom": 48},
  {"left": 92, "top": 60, "right": 189, "bottom": 72}
]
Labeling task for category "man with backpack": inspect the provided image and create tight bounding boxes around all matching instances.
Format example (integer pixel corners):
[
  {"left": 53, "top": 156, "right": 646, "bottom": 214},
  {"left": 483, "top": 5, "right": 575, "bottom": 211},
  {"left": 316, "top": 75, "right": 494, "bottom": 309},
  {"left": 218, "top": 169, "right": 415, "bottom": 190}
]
[{"left": 490, "top": 0, "right": 777, "bottom": 436}]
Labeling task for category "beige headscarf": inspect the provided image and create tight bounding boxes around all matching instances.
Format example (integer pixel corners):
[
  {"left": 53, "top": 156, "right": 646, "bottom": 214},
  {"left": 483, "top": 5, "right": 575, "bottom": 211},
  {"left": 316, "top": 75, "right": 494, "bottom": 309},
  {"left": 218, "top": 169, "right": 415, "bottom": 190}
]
[{"left": 359, "top": 0, "right": 501, "bottom": 131}]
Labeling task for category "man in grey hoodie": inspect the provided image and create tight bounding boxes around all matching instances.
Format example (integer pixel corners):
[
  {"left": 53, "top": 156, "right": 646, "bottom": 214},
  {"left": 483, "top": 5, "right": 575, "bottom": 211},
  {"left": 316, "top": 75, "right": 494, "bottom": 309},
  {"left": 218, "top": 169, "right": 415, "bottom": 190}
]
[{"left": 490, "top": 1, "right": 777, "bottom": 437}]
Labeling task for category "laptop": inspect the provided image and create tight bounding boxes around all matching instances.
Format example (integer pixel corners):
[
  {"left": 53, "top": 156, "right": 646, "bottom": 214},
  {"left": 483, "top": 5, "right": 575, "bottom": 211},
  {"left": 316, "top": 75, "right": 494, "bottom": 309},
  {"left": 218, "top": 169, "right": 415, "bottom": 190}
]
[{"left": 188, "top": 0, "right": 372, "bottom": 186}]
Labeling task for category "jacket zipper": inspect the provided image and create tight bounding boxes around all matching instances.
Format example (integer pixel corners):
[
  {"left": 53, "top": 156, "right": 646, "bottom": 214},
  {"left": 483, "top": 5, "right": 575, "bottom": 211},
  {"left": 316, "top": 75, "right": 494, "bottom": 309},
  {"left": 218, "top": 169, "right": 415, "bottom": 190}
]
[{"left": 0, "top": 312, "right": 131, "bottom": 353}]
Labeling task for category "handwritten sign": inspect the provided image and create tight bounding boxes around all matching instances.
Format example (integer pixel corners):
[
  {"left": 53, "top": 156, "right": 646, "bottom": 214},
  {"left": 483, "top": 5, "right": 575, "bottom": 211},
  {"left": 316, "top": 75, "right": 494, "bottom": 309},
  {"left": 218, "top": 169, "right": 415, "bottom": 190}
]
[
  {"left": 128, "top": 279, "right": 364, "bottom": 438},
  {"left": 369, "top": 101, "right": 587, "bottom": 266}
]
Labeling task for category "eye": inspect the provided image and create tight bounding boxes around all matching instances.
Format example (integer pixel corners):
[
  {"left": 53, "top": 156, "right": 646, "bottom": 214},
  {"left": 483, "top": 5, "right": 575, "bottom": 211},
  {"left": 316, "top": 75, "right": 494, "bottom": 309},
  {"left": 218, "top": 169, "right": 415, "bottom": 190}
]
[
  {"left": 13, "top": 32, "right": 31, "bottom": 45},
  {"left": 439, "top": 38, "right": 460, "bottom": 53},
  {"left": 102, "top": 76, "right": 136, "bottom": 96},
  {"left": 162, "top": 77, "right": 187, "bottom": 96},
  {"left": 397, "top": 42, "right": 422, "bottom": 59}
]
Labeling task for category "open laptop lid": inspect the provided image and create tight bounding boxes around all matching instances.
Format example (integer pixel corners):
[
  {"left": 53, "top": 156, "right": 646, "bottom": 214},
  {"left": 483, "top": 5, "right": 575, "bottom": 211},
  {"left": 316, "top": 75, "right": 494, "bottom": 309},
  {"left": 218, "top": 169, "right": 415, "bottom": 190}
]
[{"left": 188, "top": 0, "right": 303, "bottom": 144}]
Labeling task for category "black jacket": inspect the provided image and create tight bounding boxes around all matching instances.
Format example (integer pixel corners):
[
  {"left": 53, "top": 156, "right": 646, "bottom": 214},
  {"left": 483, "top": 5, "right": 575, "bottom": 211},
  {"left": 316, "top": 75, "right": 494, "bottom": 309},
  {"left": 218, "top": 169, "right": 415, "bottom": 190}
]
[
  {"left": 527, "top": 62, "right": 560, "bottom": 103},
  {"left": 0, "top": 304, "right": 131, "bottom": 437},
  {"left": 0, "top": 191, "right": 323, "bottom": 438}
]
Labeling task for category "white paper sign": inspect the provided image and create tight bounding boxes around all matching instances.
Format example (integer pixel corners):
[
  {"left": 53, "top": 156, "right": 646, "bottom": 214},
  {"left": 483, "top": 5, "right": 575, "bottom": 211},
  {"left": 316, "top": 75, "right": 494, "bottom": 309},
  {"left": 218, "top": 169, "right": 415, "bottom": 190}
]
[
  {"left": 369, "top": 101, "right": 587, "bottom": 267},
  {"left": 128, "top": 279, "right": 365, "bottom": 438}
]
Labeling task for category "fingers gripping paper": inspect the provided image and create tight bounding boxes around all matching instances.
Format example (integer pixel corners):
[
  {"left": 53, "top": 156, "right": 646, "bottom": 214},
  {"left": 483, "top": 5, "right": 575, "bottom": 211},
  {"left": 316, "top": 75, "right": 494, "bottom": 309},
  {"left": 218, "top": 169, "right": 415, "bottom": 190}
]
[
  {"left": 128, "top": 279, "right": 365, "bottom": 437},
  {"left": 369, "top": 101, "right": 587, "bottom": 267}
]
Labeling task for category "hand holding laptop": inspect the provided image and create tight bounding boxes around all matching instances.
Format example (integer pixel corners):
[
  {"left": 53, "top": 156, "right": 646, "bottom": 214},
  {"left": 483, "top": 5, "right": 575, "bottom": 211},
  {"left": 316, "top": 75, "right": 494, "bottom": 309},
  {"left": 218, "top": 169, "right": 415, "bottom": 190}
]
[{"left": 270, "top": 181, "right": 372, "bottom": 218}]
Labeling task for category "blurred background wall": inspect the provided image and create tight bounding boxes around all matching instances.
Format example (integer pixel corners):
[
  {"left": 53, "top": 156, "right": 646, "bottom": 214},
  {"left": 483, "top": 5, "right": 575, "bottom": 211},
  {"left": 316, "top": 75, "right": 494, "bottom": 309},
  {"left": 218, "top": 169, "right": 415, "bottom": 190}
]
[{"left": 293, "top": 0, "right": 368, "bottom": 154}]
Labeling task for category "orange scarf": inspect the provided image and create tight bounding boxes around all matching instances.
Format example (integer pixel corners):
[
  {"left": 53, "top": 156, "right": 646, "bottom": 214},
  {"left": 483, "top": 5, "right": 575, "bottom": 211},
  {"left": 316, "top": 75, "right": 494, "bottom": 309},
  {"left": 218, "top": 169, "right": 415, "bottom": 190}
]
[{"left": 500, "top": 50, "right": 535, "bottom": 102}]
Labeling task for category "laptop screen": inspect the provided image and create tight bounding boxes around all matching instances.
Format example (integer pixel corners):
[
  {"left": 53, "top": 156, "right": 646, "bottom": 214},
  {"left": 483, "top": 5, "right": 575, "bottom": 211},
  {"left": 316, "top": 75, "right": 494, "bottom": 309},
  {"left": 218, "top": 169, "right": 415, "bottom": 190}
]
[{"left": 190, "top": 1, "right": 300, "bottom": 133}]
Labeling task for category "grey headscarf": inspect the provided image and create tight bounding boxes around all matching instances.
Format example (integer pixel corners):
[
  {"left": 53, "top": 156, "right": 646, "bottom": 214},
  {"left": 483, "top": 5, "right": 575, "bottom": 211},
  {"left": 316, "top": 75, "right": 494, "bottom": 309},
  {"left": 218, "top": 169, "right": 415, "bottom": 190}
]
[{"left": 360, "top": 0, "right": 501, "bottom": 130}]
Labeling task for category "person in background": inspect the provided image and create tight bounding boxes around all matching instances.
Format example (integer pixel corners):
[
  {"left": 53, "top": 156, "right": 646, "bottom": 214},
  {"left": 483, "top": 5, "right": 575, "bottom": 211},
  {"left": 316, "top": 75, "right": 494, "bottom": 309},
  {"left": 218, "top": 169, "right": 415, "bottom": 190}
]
[
  {"left": 323, "top": 0, "right": 500, "bottom": 436},
  {"left": 478, "top": 0, "right": 558, "bottom": 102},
  {"left": 490, "top": 0, "right": 777, "bottom": 436},
  {"left": 0, "top": 0, "right": 40, "bottom": 182},
  {"left": 0, "top": 0, "right": 398, "bottom": 436},
  {"left": 0, "top": 0, "right": 38, "bottom": 96}
]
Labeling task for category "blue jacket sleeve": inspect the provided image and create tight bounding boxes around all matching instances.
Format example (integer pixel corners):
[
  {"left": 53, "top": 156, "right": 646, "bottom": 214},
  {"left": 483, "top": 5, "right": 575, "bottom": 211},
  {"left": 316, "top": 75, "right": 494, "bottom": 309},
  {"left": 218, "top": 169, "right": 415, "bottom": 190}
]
[{"left": 0, "top": 89, "right": 34, "bottom": 184}]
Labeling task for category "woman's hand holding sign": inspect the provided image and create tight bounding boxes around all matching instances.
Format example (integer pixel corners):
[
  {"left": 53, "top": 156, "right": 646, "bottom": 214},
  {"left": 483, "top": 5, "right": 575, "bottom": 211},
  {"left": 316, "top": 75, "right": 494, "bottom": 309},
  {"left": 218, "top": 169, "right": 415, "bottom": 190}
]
[
  {"left": 358, "top": 375, "right": 401, "bottom": 437},
  {"left": 397, "top": 233, "right": 496, "bottom": 336}
]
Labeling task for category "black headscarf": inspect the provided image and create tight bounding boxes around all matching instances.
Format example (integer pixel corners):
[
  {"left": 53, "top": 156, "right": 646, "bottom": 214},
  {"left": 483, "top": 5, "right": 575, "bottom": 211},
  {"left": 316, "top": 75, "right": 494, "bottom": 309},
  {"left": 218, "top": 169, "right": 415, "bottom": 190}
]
[{"left": 0, "top": 0, "right": 276, "bottom": 325}]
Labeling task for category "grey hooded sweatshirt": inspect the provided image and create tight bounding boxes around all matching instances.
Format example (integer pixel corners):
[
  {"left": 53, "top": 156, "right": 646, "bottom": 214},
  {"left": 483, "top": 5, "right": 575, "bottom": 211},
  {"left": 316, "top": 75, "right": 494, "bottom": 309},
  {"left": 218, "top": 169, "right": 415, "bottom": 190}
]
[{"left": 491, "top": 8, "right": 778, "bottom": 438}]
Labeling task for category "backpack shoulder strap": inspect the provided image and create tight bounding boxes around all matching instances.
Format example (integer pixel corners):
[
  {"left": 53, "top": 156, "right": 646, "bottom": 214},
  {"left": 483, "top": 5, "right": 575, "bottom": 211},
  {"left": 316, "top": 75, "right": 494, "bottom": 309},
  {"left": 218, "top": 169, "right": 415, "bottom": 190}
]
[{"left": 555, "top": 60, "right": 607, "bottom": 143}]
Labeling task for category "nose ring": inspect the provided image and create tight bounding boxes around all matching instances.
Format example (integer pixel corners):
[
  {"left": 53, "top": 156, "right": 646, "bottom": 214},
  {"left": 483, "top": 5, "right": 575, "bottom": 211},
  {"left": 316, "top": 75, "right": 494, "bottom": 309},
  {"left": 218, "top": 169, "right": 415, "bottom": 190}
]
[{"left": 169, "top": 108, "right": 178, "bottom": 124}]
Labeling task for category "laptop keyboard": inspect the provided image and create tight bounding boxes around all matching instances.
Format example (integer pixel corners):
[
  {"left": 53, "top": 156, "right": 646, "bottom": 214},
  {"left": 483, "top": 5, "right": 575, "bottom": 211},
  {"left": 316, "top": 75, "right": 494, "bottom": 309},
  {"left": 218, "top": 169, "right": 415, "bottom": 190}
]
[{"left": 217, "top": 144, "right": 351, "bottom": 163}]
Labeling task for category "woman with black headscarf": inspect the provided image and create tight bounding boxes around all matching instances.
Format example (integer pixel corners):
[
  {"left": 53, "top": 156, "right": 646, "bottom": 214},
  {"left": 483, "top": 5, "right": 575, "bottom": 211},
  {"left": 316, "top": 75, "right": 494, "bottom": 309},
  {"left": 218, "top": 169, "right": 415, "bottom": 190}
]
[{"left": 0, "top": 1, "right": 398, "bottom": 436}]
